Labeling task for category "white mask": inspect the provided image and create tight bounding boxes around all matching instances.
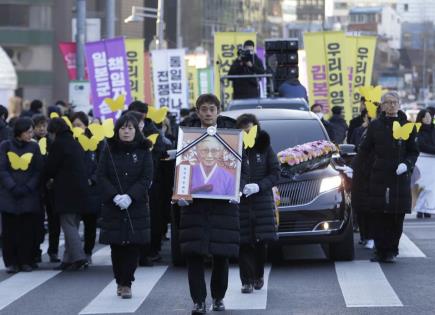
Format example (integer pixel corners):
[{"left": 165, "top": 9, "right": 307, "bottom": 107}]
[{"left": 315, "top": 112, "right": 324, "bottom": 119}]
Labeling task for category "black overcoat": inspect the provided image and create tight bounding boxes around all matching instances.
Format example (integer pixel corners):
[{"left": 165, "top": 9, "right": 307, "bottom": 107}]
[
  {"left": 239, "top": 130, "right": 279, "bottom": 244},
  {"left": 358, "top": 111, "right": 419, "bottom": 213},
  {"left": 97, "top": 139, "right": 153, "bottom": 245}
]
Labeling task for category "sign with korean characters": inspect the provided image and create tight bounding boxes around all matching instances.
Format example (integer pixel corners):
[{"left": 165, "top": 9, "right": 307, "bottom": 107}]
[
  {"left": 198, "top": 67, "right": 213, "bottom": 95},
  {"left": 85, "top": 37, "right": 132, "bottom": 120},
  {"left": 125, "top": 39, "right": 144, "bottom": 102},
  {"left": 151, "top": 49, "right": 188, "bottom": 120},
  {"left": 214, "top": 32, "right": 256, "bottom": 107},
  {"left": 187, "top": 66, "right": 199, "bottom": 108},
  {"left": 347, "top": 35, "right": 377, "bottom": 118},
  {"left": 304, "top": 32, "right": 351, "bottom": 121}
]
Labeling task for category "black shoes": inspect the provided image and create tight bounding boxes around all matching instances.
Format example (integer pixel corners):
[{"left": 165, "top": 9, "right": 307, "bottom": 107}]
[
  {"left": 6, "top": 265, "right": 19, "bottom": 274},
  {"left": 49, "top": 254, "right": 61, "bottom": 263},
  {"left": 241, "top": 284, "right": 253, "bottom": 294},
  {"left": 417, "top": 212, "right": 431, "bottom": 218},
  {"left": 212, "top": 299, "right": 225, "bottom": 311},
  {"left": 69, "top": 259, "right": 89, "bottom": 271},
  {"left": 370, "top": 253, "right": 396, "bottom": 263},
  {"left": 191, "top": 302, "right": 206, "bottom": 315},
  {"left": 254, "top": 278, "right": 264, "bottom": 290},
  {"left": 21, "top": 265, "right": 33, "bottom": 272},
  {"left": 138, "top": 257, "right": 154, "bottom": 267},
  {"left": 53, "top": 262, "right": 72, "bottom": 270},
  {"left": 149, "top": 252, "right": 162, "bottom": 262}
]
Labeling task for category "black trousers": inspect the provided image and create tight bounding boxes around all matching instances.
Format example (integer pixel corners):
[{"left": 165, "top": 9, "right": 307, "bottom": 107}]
[
  {"left": 33, "top": 210, "right": 45, "bottom": 260},
  {"left": 372, "top": 212, "right": 405, "bottom": 256},
  {"left": 356, "top": 212, "right": 374, "bottom": 241},
  {"left": 186, "top": 254, "right": 229, "bottom": 304},
  {"left": 82, "top": 213, "right": 97, "bottom": 255},
  {"left": 46, "top": 195, "right": 60, "bottom": 255},
  {"left": 239, "top": 242, "right": 267, "bottom": 285},
  {"left": 110, "top": 244, "right": 140, "bottom": 287},
  {"left": 2, "top": 212, "right": 37, "bottom": 267}
]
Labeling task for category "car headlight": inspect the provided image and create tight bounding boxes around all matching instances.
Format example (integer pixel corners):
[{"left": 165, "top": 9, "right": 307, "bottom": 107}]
[{"left": 319, "top": 176, "right": 342, "bottom": 194}]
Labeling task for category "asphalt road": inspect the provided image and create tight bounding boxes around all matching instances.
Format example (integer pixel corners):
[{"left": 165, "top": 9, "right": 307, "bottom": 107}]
[{"left": 0, "top": 217, "right": 434, "bottom": 315}]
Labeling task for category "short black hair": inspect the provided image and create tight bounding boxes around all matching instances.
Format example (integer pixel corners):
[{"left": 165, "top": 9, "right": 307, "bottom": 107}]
[
  {"left": 416, "top": 109, "right": 432, "bottom": 124},
  {"left": 32, "top": 114, "right": 48, "bottom": 126},
  {"left": 113, "top": 113, "right": 143, "bottom": 144},
  {"left": 236, "top": 113, "right": 260, "bottom": 129},
  {"left": 310, "top": 103, "right": 322, "bottom": 111},
  {"left": 48, "top": 118, "right": 70, "bottom": 135},
  {"left": 71, "top": 111, "right": 89, "bottom": 127},
  {"left": 331, "top": 106, "right": 343, "bottom": 115},
  {"left": 14, "top": 117, "right": 34, "bottom": 138},
  {"left": 180, "top": 108, "right": 190, "bottom": 117},
  {"left": 0, "top": 104, "right": 8, "bottom": 120},
  {"left": 47, "top": 105, "right": 61, "bottom": 117},
  {"left": 128, "top": 101, "right": 148, "bottom": 114},
  {"left": 30, "top": 99, "right": 43, "bottom": 112},
  {"left": 243, "top": 40, "right": 255, "bottom": 48},
  {"left": 55, "top": 100, "right": 66, "bottom": 107},
  {"left": 125, "top": 111, "right": 144, "bottom": 124},
  {"left": 360, "top": 96, "right": 366, "bottom": 102},
  {"left": 195, "top": 94, "right": 221, "bottom": 111}
]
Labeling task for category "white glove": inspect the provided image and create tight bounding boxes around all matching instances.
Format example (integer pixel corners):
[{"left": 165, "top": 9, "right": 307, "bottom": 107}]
[
  {"left": 243, "top": 183, "right": 260, "bottom": 197},
  {"left": 177, "top": 198, "right": 190, "bottom": 207},
  {"left": 113, "top": 194, "right": 122, "bottom": 206},
  {"left": 336, "top": 166, "right": 353, "bottom": 179},
  {"left": 229, "top": 199, "right": 240, "bottom": 204},
  {"left": 118, "top": 194, "right": 132, "bottom": 210},
  {"left": 396, "top": 163, "right": 407, "bottom": 175}
]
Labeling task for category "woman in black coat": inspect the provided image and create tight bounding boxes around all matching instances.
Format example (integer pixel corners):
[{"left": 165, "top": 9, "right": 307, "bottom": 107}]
[
  {"left": 0, "top": 117, "right": 43, "bottom": 273},
  {"left": 358, "top": 92, "right": 419, "bottom": 263},
  {"left": 97, "top": 113, "right": 153, "bottom": 299},
  {"left": 235, "top": 114, "right": 279, "bottom": 293},
  {"left": 45, "top": 118, "right": 90, "bottom": 271},
  {"left": 71, "top": 111, "right": 102, "bottom": 262},
  {"left": 414, "top": 109, "right": 435, "bottom": 218}
]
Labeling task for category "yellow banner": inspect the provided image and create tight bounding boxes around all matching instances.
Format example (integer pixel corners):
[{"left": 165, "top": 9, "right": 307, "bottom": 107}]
[
  {"left": 214, "top": 32, "right": 256, "bottom": 107},
  {"left": 187, "top": 66, "right": 199, "bottom": 108},
  {"left": 125, "top": 39, "right": 145, "bottom": 102},
  {"left": 345, "top": 36, "right": 357, "bottom": 117},
  {"left": 350, "top": 36, "right": 377, "bottom": 117}
]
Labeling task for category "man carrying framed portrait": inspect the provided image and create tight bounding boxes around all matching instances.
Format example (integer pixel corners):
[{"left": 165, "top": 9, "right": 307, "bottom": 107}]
[{"left": 174, "top": 94, "right": 247, "bottom": 314}]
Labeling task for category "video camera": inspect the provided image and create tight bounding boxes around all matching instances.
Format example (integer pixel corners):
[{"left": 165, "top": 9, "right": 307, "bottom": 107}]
[{"left": 237, "top": 48, "right": 254, "bottom": 63}]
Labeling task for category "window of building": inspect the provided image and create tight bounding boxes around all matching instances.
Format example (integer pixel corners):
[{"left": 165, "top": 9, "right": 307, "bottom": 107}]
[
  {"left": 0, "top": 4, "right": 30, "bottom": 27},
  {"left": 334, "top": 2, "right": 347, "bottom": 10},
  {"left": 404, "top": 4, "right": 409, "bottom": 12}
]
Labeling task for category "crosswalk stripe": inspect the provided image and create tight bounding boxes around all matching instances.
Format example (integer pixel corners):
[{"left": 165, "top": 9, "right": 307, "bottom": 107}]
[
  {"left": 79, "top": 266, "right": 168, "bottom": 314},
  {"left": 335, "top": 261, "right": 403, "bottom": 307},
  {"left": 91, "top": 246, "right": 112, "bottom": 266},
  {"left": 0, "top": 270, "right": 61, "bottom": 311},
  {"left": 398, "top": 234, "right": 426, "bottom": 258},
  {"left": 222, "top": 265, "right": 271, "bottom": 310}
]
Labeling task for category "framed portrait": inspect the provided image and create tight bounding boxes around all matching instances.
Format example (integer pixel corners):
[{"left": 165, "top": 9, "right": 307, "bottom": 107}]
[{"left": 172, "top": 126, "right": 243, "bottom": 202}]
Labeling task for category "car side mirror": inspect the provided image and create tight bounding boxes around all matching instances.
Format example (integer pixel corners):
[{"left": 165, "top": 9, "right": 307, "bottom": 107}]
[{"left": 338, "top": 144, "right": 356, "bottom": 157}]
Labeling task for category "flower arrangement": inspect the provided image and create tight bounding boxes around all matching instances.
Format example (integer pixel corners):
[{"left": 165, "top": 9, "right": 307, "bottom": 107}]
[{"left": 277, "top": 140, "right": 338, "bottom": 177}]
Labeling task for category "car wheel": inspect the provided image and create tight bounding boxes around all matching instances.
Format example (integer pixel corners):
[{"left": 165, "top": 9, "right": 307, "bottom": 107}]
[
  {"left": 267, "top": 242, "right": 283, "bottom": 263},
  {"left": 170, "top": 205, "right": 185, "bottom": 267},
  {"left": 327, "top": 218, "right": 355, "bottom": 261}
]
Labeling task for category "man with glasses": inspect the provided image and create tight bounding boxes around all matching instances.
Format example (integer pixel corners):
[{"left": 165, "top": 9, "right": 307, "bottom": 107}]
[{"left": 356, "top": 91, "right": 419, "bottom": 263}]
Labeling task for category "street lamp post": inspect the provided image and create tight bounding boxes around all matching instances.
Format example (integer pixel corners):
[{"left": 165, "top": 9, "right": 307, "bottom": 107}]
[{"left": 76, "top": 0, "right": 86, "bottom": 81}]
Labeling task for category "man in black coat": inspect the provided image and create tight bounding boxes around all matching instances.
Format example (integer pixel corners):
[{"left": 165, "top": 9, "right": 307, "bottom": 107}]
[
  {"left": 228, "top": 40, "right": 265, "bottom": 100},
  {"left": 328, "top": 106, "right": 348, "bottom": 144},
  {"left": 357, "top": 92, "right": 419, "bottom": 263},
  {"left": 0, "top": 105, "right": 11, "bottom": 144},
  {"left": 178, "top": 93, "right": 248, "bottom": 314},
  {"left": 347, "top": 97, "right": 366, "bottom": 144}
]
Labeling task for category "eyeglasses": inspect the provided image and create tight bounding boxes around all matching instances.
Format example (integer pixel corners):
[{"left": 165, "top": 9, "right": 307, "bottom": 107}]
[{"left": 383, "top": 100, "right": 399, "bottom": 106}]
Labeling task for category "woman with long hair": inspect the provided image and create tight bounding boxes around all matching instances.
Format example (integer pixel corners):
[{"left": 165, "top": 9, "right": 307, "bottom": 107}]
[{"left": 97, "top": 113, "right": 153, "bottom": 299}]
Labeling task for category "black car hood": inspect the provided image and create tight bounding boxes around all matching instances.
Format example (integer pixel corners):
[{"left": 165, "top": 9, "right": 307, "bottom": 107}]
[{"left": 279, "top": 164, "right": 339, "bottom": 183}]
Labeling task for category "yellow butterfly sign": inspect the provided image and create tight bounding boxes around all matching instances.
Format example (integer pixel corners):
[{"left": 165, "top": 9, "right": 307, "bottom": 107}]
[
  {"left": 88, "top": 119, "right": 115, "bottom": 141},
  {"left": 7, "top": 152, "right": 33, "bottom": 171},
  {"left": 147, "top": 133, "right": 159, "bottom": 145},
  {"left": 50, "top": 112, "right": 59, "bottom": 119},
  {"left": 243, "top": 125, "right": 258, "bottom": 149},
  {"left": 392, "top": 122, "right": 422, "bottom": 141},
  {"left": 104, "top": 95, "right": 125, "bottom": 112},
  {"left": 77, "top": 134, "right": 100, "bottom": 152},
  {"left": 147, "top": 106, "right": 168, "bottom": 124},
  {"left": 358, "top": 86, "right": 387, "bottom": 119},
  {"left": 38, "top": 137, "right": 47, "bottom": 155}
]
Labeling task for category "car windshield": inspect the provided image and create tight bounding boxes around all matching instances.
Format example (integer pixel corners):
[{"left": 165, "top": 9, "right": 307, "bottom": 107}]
[
  {"left": 260, "top": 119, "right": 327, "bottom": 153},
  {"left": 230, "top": 101, "right": 307, "bottom": 111}
]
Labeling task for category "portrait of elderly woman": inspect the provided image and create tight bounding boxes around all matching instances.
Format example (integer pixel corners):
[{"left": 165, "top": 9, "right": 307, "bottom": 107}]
[{"left": 190, "top": 136, "right": 235, "bottom": 196}]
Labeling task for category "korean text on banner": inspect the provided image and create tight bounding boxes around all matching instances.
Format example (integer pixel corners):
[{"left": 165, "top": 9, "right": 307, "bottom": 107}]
[
  {"left": 187, "top": 66, "right": 199, "bottom": 108},
  {"left": 144, "top": 52, "right": 153, "bottom": 105},
  {"left": 214, "top": 32, "right": 256, "bottom": 107},
  {"left": 304, "top": 32, "right": 329, "bottom": 114},
  {"left": 350, "top": 36, "right": 377, "bottom": 117},
  {"left": 151, "top": 49, "right": 188, "bottom": 120},
  {"left": 125, "top": 39, "right": 144, "bottom": 102},
  {"left": 324, "top": 32, "right": 351, "bottom": 122},
  {"left": 198, "top": 67, "right": 213, "bottom": 95},
  {"left": 59, "top": 42, "right": 77, "bottom": 80},
  {"left": 85, "top": 37, "right": 132, "bottom": 120}
]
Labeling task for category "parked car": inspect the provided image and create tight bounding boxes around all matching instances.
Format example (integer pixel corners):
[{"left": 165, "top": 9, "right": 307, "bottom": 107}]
[
  {"left": 226, "top": 97, "right": 309, "bottom": 111},
  {"left": 170, "top": 109, "right": 354, "bottom": 265}
]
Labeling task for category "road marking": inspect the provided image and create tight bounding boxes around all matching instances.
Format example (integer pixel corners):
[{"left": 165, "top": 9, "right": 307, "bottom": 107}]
[
  {"left": 79, "top": 266, "right": 168, "bottom": 314},
  {"left": 221, "top": 265, "right": 271, "bottom": 310},
  {"left": 0, "top": 270, "right": 61, "bottom": 311},
  {"left": 398, "top": 234, "right": 426, "bottom": 258},
  {"left": 335, "top": 261, "right": 403, "bottom": 307},
  {"left": 91, "top": 246, "right": 112, "bottom": 266}
]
